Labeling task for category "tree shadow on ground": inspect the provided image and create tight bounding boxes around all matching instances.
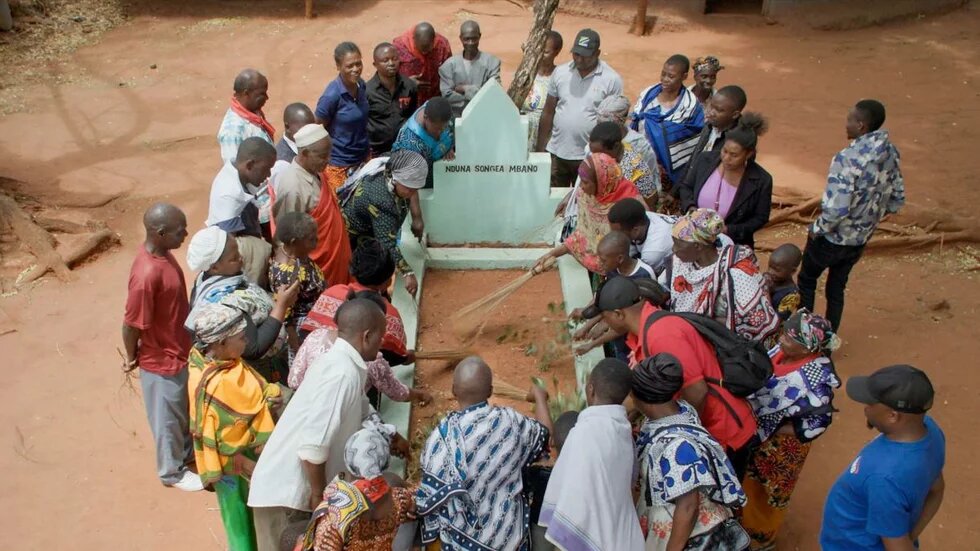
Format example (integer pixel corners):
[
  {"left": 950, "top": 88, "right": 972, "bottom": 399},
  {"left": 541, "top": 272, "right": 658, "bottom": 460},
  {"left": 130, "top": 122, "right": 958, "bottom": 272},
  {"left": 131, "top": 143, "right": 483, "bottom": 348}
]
[{"left": 120, "top": 0, "right": 381, "bottom": 19}]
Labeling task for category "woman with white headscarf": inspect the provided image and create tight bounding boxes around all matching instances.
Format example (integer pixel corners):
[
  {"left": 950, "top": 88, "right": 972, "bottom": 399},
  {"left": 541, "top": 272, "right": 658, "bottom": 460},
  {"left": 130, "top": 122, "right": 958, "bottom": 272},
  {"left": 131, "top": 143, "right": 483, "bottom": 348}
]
[
  {"left": 185, "top": 226, "right": 299, "bottom": 382},
  {"left": 340, "top": 149, "right": 429, "bottom": 297},
  {"left": 302, "top": 423, "right": 417, "bottom": 551}
]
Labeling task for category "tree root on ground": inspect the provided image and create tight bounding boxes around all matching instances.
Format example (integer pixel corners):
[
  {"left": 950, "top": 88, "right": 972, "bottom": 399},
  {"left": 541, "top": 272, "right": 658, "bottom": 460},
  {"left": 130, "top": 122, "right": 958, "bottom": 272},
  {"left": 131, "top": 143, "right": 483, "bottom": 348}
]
[
  {"left": 764, "top": 190, "right": 980, "bottom": 251},
  {"left": 0, "top": 194, "right": 72, "bottom": 283},
  {"left": 16, "top": 229, "right": 118, "bottom": 286}
]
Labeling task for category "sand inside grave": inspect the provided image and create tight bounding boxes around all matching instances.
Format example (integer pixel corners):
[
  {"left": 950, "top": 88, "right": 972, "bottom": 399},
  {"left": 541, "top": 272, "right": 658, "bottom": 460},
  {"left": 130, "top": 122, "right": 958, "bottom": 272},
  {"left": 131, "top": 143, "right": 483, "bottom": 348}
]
[{"left": 407, "top": 269, "right": 580, "bottom": 479}]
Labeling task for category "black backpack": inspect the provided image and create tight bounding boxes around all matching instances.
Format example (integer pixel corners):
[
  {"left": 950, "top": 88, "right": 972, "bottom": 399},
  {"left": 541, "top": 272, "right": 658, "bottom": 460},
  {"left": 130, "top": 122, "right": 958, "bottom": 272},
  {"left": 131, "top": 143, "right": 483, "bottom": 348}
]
[{"left": 641, "top": 310, "right": 773, "bottom": 398}]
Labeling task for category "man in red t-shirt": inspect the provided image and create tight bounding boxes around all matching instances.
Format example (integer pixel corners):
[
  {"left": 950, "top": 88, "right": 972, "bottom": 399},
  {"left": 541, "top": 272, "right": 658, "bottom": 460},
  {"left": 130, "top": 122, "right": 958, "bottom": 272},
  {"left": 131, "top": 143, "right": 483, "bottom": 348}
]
[
  {"left": 583, "top": 276, "right": 759, "bottom": 478},
  {"left": 121, "top": 203, "right": 202, "bottom": 491}
]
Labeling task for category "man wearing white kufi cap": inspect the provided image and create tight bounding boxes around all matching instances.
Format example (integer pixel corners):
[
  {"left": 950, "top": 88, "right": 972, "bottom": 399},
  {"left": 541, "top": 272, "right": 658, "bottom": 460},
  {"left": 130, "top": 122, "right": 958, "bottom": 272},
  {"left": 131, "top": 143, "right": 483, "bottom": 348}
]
[{"left": 272, "top": 123, "right": 352, "bottom": 287}]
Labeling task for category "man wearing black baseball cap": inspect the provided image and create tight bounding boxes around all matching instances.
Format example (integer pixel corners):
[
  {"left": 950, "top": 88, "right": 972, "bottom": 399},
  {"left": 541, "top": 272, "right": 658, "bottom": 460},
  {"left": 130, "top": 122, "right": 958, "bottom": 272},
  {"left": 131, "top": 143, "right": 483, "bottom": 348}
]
[
  {"left": 821, "top": 365, "right": 945, "bottom": 551},
  {"left": 534, "top": 28, "right": 623, "bottom": 187}
]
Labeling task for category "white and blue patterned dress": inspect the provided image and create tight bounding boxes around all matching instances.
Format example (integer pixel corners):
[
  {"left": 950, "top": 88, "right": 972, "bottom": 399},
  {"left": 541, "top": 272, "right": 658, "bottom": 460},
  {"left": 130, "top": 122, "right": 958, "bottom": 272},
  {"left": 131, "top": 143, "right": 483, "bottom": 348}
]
[
  {"left": 635, "top": 401, "right": 746, "bottom": 550},
  {"left": 417, "top": 402, "right": 549, "bottom": 551},
  {"left": 749, "top": 348, "right": 841, "bottom": 443}
]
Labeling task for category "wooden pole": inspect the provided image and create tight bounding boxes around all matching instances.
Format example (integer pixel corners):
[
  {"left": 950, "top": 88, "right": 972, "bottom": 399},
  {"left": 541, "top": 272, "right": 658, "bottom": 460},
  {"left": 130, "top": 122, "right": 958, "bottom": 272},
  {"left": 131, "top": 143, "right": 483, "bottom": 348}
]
[
  {"left": 628, "top": 0, "right": 649, "bottom": 35},
  {"left": 304, "top": 0, "right": 314, "bottom": 19},
  {"left": 506, "top": 0, "right": 561, "bottom": 108}
]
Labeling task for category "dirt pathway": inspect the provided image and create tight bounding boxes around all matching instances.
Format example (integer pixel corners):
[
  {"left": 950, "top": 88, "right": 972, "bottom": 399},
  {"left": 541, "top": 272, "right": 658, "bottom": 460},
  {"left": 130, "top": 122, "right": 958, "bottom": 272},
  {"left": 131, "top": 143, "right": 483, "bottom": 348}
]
[{"left": 0, "top": 1, "right": 977, "bottom": 548}]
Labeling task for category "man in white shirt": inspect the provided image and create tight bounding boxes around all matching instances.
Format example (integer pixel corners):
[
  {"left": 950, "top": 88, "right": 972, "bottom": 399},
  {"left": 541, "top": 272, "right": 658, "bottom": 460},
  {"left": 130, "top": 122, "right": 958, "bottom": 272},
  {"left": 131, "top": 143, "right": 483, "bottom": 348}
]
[
  {"left": 206, "top": 137, "right": 276, "bottom": 287},
  {"left": 535, "top": 28, "right": 623, "bottom": 187},
  {"left": 247, "top": 298, "right": 408, "bottom": 551},
  {"left": 607, "top": 198, "right": 675, "bottom": 275}
]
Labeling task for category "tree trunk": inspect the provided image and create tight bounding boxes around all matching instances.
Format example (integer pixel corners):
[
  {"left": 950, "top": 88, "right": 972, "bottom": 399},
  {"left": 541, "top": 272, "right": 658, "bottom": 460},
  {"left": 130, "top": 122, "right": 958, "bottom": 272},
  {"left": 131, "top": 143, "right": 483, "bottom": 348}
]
[
  {"left": 507, "top": 0, "right": 561, "bottom": 108},
  {"left": 628, "top": 0, "right": 648, "bottom": 35},
  {"left": 304, "top": 0, "right": 314, "bottom": 19}
]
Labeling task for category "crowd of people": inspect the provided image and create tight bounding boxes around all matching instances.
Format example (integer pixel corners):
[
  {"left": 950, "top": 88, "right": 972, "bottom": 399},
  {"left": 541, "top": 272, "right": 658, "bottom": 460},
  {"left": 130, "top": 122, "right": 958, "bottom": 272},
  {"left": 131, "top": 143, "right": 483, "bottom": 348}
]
[{"left": 121, "top": 19, "right": 944, "bottom": 551}]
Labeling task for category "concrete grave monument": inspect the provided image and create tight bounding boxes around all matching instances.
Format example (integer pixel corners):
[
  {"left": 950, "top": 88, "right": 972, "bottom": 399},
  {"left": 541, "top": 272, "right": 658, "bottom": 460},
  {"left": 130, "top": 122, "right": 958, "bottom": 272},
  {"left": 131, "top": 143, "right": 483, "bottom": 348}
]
[{"left": 420, "top": 80, "right": 555, "bottom": 245}]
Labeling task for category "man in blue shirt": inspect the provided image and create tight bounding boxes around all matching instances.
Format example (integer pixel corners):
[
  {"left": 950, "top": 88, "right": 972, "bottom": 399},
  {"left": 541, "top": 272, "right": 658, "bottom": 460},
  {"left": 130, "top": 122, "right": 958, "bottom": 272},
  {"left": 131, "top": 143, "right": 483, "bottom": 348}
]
[{"left": 821, "top": 365, "right": 945, "bottom": 551}]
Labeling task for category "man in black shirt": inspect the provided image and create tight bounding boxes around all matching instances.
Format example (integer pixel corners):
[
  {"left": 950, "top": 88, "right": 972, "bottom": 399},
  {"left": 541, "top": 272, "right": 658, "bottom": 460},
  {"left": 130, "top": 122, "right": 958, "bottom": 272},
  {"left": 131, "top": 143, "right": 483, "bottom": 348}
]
[{"left": 366, "top": 42, "right": 419, "bottom": 155}]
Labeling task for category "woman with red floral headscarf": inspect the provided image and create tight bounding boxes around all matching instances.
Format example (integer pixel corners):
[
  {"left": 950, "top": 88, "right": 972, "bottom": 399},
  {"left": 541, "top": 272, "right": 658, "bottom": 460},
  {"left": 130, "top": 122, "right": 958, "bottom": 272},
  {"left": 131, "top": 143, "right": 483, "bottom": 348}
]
[{"left": 533, "top": 152, "right": 640, "bottom": 275}]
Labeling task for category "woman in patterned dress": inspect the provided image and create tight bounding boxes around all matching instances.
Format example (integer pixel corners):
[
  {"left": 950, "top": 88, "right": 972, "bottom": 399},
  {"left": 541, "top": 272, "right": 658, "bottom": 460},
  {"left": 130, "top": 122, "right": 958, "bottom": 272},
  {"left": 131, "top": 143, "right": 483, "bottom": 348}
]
[
  {"left": 741, "top": 309, "right": 841, "bottom": 550},
  {"left": 521, "top": 30, "right": 563, "bottom": 153},
  {"left": 303, "top": 425, "right": 417, "bottom": 551},
  {"left": 662, "top": 208, "right": 780, "bottom": 345},
  {"left": 631, "top": 353, "right": 750, "bottom": 551}
]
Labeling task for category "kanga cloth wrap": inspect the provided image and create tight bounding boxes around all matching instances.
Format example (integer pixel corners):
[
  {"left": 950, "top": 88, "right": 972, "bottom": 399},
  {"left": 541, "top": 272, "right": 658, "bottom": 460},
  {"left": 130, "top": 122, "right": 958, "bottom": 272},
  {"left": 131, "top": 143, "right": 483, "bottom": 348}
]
[
  {"left": 784, "top": 308, "right": 841, "bottom": 354},
  {"left": 387, "top": 149, "right": 428, "bottom": 189},
  {"left": 191, "top": 302, "right": 248, "bottom": 346},
  {"left": 187, "top": 347, "right": 281, "bottom": 486},
  {"left": 563, "top": 152, "right": 640, "bottom": 273},
  {"left": 672, "top": 207, "right": 725, "bottom": 246},
  {"left": 229, "top": 96, "right": 275, "bottom": 140},
  {"left": 693, "top": 56, "right": 724, "bottom": 74},
  {"left": 303, "top": 479, "right": 370, "bottom": 551},
  {"left": 186, "top": 226, "right": 228, "bottom": 272}
]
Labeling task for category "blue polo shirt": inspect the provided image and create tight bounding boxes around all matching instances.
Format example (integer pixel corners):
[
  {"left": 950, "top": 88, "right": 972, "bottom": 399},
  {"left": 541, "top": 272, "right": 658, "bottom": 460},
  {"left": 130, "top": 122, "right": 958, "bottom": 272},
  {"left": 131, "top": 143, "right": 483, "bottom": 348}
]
[
  {"left": 820, "top": 416, "right": 945, "bottom": 550},
  {"left": 315, "top": 76, "right": 370, "bottom": 166}
]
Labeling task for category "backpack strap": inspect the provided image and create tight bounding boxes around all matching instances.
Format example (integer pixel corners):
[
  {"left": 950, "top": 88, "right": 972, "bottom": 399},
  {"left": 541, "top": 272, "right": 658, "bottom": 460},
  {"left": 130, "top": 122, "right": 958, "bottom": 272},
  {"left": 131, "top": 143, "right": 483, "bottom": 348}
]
[{"left": 640, "top": 309, "right": 671, "bottom": 359}]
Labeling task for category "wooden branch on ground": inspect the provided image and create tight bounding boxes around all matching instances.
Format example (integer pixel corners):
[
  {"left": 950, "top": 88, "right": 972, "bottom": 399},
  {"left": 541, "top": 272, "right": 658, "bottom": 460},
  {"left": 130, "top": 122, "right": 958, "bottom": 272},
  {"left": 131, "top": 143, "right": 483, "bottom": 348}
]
[
  {"left": 35, "top": 217, "right": 92, "bottom": 234},
  {"left": 506, "top": 0, "right": 561, "bottom": 108},
  {"left": 765, "top": 196, "right": 822, "bottom": 226},
  {"left": 0, "top": 194, "right": 71, "bottom": 283},
  {"left": 17, "top": 229, "right": 118, "bottom": 286},
  {"left": 628, "top": 0, "right": 649, "bottom": 35}
]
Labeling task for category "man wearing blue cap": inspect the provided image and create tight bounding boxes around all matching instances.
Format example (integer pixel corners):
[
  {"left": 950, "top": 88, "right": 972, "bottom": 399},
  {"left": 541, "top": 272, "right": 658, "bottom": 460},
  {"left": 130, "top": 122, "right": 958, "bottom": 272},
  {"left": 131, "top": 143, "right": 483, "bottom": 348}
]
[{"left": 821, "top": 365, "right": 945, "bottom": 551}]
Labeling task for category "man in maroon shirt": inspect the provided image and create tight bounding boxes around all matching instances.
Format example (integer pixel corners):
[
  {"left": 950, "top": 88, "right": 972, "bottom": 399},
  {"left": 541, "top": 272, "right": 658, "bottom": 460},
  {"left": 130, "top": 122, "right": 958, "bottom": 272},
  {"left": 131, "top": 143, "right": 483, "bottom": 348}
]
[
  {"left": 583, "top": 276, "right": 759, "bottom": 479},
  {"left": 121, "top": 203, "right": 202, "bottom": 491}
]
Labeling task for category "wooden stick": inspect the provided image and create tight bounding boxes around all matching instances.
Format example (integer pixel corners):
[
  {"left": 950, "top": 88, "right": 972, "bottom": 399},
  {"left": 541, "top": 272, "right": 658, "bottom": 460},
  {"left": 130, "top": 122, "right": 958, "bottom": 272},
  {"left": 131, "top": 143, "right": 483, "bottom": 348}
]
[{"left": 414, "top": 349, "right": 473, "bottom": 361}]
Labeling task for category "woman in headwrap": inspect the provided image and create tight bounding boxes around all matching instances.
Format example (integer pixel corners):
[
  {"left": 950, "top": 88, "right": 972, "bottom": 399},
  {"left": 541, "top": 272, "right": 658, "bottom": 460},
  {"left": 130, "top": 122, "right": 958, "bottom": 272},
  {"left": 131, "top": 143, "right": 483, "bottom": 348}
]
[
  {"left": 340, "top": 149, "right": 429, "bottom": 298},
  {"left": 690, "top": 56, "right": 724, "bottom": 106},
  {"left": 303, "top": 424, "right": 417, "bottom": 551},
  {"left": 534, "top": 152, "right": 640, "bottom": 275},
  {"left": 291, "top": 241, "right": 432, "bottom": 407},
  {"left": 185, "top": 226, "right": 300, "bottom": 383},
  {"left": 663, "top": 208, "right": 779, "bottom": 344},
  {"left": 596, "top": 95, "right": 662, "bottom": 209},
  {"left": 555, "top": 98, "right": 665, "bottom": 229},
  {"left": 741, "top": 309, "right": 841, "bottom": 550},
  {"left": 188, "top": 302, "right": 283, "bottom": 551},
  {"left": 631, "top": 353, "right": 750, "bottom": 551}
]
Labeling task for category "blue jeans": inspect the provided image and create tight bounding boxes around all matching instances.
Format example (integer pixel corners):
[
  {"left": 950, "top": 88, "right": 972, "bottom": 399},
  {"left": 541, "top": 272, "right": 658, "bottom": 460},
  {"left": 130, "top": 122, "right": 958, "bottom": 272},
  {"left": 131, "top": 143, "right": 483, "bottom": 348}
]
[{"left": 797, "top": 236, "right": 865, "bottom": 331}]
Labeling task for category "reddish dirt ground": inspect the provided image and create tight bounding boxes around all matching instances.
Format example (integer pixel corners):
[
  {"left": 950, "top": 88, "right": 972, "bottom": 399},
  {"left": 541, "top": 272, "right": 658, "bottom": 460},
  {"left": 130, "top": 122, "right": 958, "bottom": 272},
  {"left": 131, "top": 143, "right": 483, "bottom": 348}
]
[
  {"left": 1, "top": 1, "right": 978, "bottom": 549},
  {"left": 409, "top": 269, "right": 577, "bottom": 477}
]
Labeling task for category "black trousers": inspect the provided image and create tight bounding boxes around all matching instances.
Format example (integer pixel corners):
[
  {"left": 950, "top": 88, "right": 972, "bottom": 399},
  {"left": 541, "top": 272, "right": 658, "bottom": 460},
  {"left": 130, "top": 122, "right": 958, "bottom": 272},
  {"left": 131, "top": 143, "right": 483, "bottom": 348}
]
[{"left": 797, "top": 235, "right": 866, "bottom": 331}]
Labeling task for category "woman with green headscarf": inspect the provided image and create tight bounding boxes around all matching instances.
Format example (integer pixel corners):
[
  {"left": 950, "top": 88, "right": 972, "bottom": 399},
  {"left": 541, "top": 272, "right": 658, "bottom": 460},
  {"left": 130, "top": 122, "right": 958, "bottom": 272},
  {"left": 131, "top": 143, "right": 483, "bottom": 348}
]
[
  {"left": 741, "top": 309, "right": 841, "bottom": 550},
  {"left": 662, "top": 207, "right": 779, "bottom": 344}
]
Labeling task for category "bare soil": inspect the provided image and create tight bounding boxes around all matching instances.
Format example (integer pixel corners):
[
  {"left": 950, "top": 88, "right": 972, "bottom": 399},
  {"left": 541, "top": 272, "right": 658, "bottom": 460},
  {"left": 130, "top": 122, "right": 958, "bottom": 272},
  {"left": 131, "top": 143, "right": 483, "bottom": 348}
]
[{"left": 1, "top": 1, "right": 978, "bottom": 549}]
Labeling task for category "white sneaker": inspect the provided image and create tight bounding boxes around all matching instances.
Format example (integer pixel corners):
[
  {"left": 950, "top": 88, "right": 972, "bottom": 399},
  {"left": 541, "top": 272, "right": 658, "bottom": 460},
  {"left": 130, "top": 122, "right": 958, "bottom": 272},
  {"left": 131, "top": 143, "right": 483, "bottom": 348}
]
[{"left": 169, "top": 470, "right": 204, "bottom": 492}]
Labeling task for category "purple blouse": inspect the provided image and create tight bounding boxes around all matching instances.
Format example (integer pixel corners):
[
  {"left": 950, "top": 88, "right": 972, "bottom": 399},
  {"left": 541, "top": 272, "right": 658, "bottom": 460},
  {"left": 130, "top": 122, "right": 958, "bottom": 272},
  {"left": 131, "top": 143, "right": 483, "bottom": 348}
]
[{"left": 697, "top": 166, "right": 738, "bottom": 218}]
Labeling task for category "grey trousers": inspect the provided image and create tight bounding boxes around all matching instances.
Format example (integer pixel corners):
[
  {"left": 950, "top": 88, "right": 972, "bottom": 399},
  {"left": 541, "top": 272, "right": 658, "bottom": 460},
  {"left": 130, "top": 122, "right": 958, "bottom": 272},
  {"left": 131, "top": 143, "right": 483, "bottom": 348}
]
[
  {"left": 254, "top": 507, "right": 309, "bottom": 551},
  {"left": 139, "top": 368, "right": 192, "bottom": 485}
]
